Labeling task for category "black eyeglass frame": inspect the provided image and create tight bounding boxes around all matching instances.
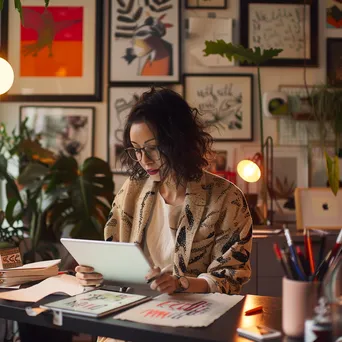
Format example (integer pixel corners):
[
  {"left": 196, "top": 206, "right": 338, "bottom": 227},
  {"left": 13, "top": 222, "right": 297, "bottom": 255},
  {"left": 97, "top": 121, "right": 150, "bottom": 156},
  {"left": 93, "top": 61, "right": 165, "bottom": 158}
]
[{"left": 124, "top": 146, "right": 161, "bottom": 162}]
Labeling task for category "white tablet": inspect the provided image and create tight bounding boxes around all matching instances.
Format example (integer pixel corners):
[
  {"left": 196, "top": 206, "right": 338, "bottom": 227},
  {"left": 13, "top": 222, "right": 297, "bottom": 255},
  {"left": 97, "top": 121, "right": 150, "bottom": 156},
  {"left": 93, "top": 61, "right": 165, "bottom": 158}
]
[{"left": 61, "top": 238, "right": 152, "bottom": 286}]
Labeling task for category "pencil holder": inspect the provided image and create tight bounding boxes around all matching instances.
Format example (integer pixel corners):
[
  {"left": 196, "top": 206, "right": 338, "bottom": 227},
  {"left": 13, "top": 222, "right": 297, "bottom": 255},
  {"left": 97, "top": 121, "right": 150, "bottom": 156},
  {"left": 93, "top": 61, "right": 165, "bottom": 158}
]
[{"left": 282, "top": 277, "right": 320, "bottom": 338}]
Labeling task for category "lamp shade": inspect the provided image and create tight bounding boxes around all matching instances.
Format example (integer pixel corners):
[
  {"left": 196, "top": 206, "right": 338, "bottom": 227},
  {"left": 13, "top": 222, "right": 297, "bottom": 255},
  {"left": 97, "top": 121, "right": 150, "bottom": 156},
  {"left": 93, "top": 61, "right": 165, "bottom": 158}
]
[
  {"left": 237, "top": 159, "right": 261, "bottom": 183},
  {"left": 0, "top": 57, "right": 14, "bottom": 95}
]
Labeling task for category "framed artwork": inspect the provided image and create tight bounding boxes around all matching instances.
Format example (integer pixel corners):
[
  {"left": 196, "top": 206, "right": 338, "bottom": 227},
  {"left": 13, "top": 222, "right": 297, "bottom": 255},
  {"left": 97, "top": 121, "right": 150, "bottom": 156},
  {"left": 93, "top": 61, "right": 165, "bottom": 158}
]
[
  {"left": 108, "top": 85, "right": 183, "bottom": 173},
  {"left": 109, "top": 0, "right": 181, "bottom": 84},
  {"left": 1, "top": 0, "right": 103, "bottom": 102},
  {"left": 185, "top": 0, "right": 228, "bottom": 9},
  {"left": 327, "top": 38, "right": 342, "bottom": 88},
  {"left": 240, "top": 0, "right": 318, "bottom": 67},
  {"left": 326, "top": 0, "right": 342, "bottom": 28},
  {"left": 20, "top": 106, "right": 95, "bottom": 164},
  {"left": 184, "top": 74, "right": 253, "bottom": 142}
]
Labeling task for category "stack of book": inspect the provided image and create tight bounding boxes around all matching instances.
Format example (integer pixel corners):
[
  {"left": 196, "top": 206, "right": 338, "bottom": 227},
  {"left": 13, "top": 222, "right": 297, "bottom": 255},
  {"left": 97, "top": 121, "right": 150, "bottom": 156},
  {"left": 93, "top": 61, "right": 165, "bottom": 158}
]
[{"left": 0, "top": 259, "right": 60, "bottom": 287}]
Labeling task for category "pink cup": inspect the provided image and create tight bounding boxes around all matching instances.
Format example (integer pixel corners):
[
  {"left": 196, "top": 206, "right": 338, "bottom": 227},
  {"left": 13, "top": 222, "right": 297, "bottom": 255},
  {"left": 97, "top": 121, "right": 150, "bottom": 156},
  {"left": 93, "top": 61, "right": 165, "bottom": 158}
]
[{"left": 282, "top": 277, "right": 320, "bottom": 337}]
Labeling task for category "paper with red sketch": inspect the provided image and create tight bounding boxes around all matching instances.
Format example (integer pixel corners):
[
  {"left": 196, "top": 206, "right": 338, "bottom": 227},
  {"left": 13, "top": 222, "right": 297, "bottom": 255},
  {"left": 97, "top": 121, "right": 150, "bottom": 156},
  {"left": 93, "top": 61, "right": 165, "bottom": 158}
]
[{"left": 114, "top": 293, "right": 244, "bottom": 327}]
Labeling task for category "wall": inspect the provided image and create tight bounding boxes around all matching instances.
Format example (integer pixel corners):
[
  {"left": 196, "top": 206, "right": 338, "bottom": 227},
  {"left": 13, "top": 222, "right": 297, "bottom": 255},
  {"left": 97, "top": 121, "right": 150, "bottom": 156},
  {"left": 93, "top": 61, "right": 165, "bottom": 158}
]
[{"left": 0, "top": 0, "right": 339, "bottom": 194}]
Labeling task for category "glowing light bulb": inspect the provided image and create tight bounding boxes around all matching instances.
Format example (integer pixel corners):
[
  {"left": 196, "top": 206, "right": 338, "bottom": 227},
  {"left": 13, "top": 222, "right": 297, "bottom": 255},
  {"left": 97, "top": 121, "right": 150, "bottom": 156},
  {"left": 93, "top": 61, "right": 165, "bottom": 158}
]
[
  {"left": 0, "top": 57, "right": 14, "bottom": 95},
  {"left": 237, "top": 159, "right": 261, "bottom": 183}
]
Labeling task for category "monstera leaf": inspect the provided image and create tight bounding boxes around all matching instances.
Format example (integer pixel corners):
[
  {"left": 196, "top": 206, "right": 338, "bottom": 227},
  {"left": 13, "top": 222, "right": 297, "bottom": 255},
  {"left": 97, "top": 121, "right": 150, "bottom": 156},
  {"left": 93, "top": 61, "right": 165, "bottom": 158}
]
[
  {"left": 203, "top": 41, "right": 283, "bottom": 65},
  {"left": 46, "top": 157, "right": 115, "bottom": 240}
]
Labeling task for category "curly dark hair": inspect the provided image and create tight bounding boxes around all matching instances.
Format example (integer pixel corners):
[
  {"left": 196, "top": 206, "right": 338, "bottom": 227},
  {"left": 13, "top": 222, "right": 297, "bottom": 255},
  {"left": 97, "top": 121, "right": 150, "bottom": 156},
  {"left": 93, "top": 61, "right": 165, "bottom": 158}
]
[{"left": 122, "top": 87, "right": 213, "bottom": 185}]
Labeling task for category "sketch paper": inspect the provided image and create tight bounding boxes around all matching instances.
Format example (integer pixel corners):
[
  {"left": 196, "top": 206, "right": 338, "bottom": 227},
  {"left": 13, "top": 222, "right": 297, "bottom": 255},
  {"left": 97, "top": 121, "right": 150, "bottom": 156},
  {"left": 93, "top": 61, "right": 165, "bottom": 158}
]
[
  {"left": 42, "top": 289, "right": 150, "bottom": 317},
  {"left": 187, "top": 17, "right": 234, "bottom": 67},
  {"left": 0, "top": 275, "right": 87, "bottom": 302},
  {"left": 114, "top": 293, "right": 244, "bottom": 327},
  {"left": 249, "top": 4, "right": 311, "bottom": 59}
]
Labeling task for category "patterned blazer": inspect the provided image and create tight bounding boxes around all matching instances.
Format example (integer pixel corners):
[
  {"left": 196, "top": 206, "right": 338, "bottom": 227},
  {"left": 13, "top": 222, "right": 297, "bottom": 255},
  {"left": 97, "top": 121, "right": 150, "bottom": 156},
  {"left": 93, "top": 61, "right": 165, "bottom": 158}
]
[{"left": 104, "top": 170, "right": 253, "bottom": 294}]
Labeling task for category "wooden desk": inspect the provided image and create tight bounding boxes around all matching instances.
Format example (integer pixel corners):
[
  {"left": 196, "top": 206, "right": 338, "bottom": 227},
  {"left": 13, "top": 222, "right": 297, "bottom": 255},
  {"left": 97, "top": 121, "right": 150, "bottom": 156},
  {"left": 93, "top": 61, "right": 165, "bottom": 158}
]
[{"left": 0, "top": 294, "right": 282, "bottom": 342}]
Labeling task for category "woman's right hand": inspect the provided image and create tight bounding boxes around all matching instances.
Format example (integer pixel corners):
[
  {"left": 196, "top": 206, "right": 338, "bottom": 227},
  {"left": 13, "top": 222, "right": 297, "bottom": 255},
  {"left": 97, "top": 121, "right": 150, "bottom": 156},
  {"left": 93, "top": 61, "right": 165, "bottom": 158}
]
[{"left": 75, "top": 265, "right": 103, "bottom": 286}]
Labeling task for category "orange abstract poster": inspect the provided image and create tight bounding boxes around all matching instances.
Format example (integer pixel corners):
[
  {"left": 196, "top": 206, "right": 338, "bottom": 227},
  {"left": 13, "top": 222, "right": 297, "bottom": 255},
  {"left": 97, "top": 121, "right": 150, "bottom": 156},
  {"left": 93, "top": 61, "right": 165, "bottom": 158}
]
[{"left": 20, "top": 6, "right": 83, "bottom": 77}]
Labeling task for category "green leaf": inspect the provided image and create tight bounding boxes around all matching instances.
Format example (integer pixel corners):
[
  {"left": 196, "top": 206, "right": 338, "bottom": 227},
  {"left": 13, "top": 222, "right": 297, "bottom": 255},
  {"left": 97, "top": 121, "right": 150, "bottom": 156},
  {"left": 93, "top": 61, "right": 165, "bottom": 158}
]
[
  {"left": 17, "top": 162, "right": 49, "bottom": 186},
  {"left": 0, "top": 0, "right": 4, "bottom": 12},
  {"left": 203, "top": 41, "right": 283, "bottom": 66},
  {"left": 325, "top": 152, "right": 340, "bottom": 196},
  {"left": 45, "top": 0, "right": 50, "bottom": 7},
  {"left": 5, "top": 197, "right": 19, "bottom": 225},
  {"left": 14, "top": 0, "right": 23, "bottom": 21}
]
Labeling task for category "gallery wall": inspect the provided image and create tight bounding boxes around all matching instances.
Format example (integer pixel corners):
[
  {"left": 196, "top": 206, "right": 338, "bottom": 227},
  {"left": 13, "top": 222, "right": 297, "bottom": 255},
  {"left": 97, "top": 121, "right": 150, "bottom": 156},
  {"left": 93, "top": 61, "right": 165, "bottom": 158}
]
[{"left": 0, "top": 0, "right": 341, "bottom": 193}]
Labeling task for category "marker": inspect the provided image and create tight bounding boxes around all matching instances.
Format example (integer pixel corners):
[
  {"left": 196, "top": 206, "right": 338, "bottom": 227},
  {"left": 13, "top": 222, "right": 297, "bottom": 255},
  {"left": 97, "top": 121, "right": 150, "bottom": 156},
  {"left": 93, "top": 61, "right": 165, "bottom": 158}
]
[
  {"left": 146, "top": 264, "right": 173, "bottom": 284},
  {"left": 245, "top": 306, "right": 263, "bottom": 315}
]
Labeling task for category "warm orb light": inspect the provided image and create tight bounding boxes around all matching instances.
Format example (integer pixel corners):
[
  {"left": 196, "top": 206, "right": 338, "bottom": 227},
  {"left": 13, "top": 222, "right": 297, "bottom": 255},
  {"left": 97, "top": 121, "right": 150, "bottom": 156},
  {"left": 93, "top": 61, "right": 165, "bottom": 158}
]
[
  {"left": 0, "top": 57, "right": 14, "bottom": 95},
  {"left": 237, "top": 159, "right": 261, "bottom": 183}
]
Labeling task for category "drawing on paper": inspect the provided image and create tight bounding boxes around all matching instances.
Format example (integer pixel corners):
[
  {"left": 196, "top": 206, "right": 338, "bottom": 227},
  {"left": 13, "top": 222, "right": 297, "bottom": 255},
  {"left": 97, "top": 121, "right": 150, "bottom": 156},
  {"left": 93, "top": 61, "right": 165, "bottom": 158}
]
[
  {"left": 248, "top": 4, "right": 311, "bottom": 59},
  {"left": 110, "top": 0, "right": 179, "bottom": 82},
  {"left": 20, "top": 6, "right": 83, "bottom": 77},
  {"left": 185, "top": 75, "right": 253, "bottom": 141}
]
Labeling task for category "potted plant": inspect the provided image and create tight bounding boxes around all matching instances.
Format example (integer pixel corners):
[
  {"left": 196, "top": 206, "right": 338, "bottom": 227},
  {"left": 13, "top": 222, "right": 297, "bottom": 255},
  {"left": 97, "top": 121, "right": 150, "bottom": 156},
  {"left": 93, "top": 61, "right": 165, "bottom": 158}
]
[{"left": 0, "top": 120, "right": 114, "bottom": 264}]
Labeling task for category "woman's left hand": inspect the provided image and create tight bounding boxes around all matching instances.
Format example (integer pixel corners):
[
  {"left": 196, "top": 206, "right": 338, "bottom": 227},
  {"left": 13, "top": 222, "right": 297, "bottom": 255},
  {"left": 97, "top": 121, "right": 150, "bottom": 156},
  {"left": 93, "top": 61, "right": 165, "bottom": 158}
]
[{"left": 146, "top": 267, "right": 178, "bottom": 294}]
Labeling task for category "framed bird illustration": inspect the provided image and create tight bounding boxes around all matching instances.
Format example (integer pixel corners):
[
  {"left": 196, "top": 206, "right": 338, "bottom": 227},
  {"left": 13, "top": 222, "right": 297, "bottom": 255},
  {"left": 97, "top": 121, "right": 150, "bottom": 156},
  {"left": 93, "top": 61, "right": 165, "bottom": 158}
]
[
  {"left": 109, "top": 0, "right": 181, "bottom": 84},
  {"left": 0, "top": 0, "right": 103, "bottom": 102}
]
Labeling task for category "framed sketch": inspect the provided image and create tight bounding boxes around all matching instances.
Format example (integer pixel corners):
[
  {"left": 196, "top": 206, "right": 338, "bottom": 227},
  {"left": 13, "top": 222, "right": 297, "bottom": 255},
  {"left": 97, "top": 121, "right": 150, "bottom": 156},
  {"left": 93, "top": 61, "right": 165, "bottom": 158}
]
[
  {"left": 327, "top": 38, "right": 342, "bottom": 87},
  {"left": 108, "top": 85, "right": 183, "bottom": 173},
  {"left": 184, "top": 74, "right": 253, "bottom": 142},
  {"left": 20, "top": 106, "right": 95, "bottom": 164},
  {"left": 326, "top": 0, "right": 342, "bottom": 28},
  {"left": 1, "top": 0, "right": 103, "bottom": 102},
  {"left": 240, "top": 0, "right": 318, "bottom": 67},
  {"left": 109, "top": 0, "right": 181, "bottom": 84},
  {"left": 185, "top": 0, "right": 228, "bottom": 9}
]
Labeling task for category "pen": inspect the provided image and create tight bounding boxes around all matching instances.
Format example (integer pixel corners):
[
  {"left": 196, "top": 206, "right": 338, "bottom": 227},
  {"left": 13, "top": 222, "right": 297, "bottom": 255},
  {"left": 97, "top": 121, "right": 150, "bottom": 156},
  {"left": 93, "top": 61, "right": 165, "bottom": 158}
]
[
  {"left": 305, "top": 229, "right": 315, "bottom": 275},
  {"left": 245, "top": 306, "right": 263, "bottom": 315},
  {"left": 284, "top": 229, "right": 306, "bottom": 281},
  {"left": 146, "top": 264, "right": 173, "bottom": 284},
  {"left": 273, "top": 243, "right": 291, "bottom": 278},
  {"left": 296, "top": 246, "right": 311, "bottom": 277}
]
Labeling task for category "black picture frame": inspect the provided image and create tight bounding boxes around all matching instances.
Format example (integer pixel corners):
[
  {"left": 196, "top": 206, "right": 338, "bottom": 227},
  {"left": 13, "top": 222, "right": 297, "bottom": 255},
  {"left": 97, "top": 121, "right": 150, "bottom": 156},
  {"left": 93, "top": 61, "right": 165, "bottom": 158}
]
[
  {"left": 19, "top": 105, "right": 95, "bottom": 164},
  {"left": 327, "top": 38, "right": 342, "bottom": 88},
  {"left": 240, "top": 0, "right": 318, "bottom": 67},
  {"left": 185, "top": 0, "right": 228, "bottom": 9},
  {"left": 1, "top": 1, "right": 103, "bottom": 102},
  {"left": 184, "top": 73, "right": 254, "bottom": 142},
  {"left": 108, "top": 0, "right": 182, "bottom": 85}
]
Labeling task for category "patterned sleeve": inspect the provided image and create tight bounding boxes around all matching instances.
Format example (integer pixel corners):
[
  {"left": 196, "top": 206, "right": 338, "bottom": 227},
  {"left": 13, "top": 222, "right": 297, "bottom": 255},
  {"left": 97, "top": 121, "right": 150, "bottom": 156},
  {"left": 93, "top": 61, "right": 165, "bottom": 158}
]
[
  {"left": 198, "top": 188, "right": 253, "bottom": 294},
  {"left": 103, "top": 179, "right": 130, "bottom": 242}
]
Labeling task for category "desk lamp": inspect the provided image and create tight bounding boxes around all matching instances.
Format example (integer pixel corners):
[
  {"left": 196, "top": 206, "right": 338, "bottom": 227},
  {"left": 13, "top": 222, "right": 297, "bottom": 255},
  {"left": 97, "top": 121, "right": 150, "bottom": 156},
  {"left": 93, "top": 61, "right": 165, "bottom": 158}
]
[{"left": 237, "top": 136, "right": 274, "bottom": 225}]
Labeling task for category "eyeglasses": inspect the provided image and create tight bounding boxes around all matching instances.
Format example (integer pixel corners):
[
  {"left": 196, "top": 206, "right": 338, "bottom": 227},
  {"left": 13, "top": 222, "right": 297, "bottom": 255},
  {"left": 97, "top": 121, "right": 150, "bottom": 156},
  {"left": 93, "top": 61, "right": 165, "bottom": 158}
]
[{"left": 125, "top": 146, "right": 161, "bottom": 162}]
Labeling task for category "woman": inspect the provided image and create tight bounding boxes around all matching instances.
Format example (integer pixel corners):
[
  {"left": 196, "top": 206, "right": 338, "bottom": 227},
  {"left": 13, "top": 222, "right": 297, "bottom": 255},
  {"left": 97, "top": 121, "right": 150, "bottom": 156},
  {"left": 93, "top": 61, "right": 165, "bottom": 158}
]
[{"left": 76, "top": 87, "right": 252, "bottom": 297}]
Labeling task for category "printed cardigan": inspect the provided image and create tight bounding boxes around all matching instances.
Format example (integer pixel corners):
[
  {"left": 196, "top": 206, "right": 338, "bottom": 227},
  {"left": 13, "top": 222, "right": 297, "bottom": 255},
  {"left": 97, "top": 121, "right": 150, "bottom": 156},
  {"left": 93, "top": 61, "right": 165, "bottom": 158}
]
[{"left": 104, "top": 170, "right": 253, "bottom": 295}]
